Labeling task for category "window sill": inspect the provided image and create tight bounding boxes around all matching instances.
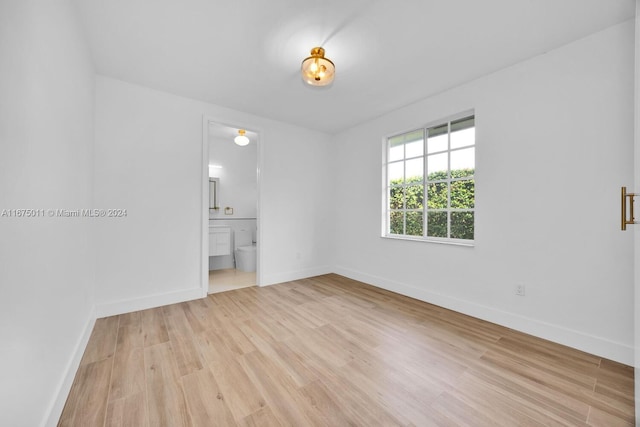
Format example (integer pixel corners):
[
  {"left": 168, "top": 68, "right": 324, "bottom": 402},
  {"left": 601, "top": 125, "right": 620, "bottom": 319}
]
[{"left": 381, "top": 234, "right": 475, "bottom": 247}]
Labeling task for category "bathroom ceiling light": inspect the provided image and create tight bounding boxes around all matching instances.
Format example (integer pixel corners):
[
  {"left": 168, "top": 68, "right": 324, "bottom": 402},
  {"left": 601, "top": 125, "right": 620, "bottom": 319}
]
[
  {"left": 301, "top": 47, "right": 335, "bottom": 87},
  {"left": 234, "top": 129, "right": 250, "bottom": 146}
]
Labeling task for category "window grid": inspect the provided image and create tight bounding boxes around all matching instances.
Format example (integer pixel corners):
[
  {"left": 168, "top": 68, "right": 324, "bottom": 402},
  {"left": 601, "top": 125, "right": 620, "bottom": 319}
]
[
  {"left": 385, "top": 114, "right": 474, "bottom": 242},
  {"left": 387, "top": 128, "right": 425, "bottom": 237}
]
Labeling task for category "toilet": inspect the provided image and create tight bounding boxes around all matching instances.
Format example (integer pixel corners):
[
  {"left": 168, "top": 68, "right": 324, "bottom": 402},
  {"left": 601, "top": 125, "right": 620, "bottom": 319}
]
[{"left": 234, "top": 229, "right": 256, "bottom": 272}]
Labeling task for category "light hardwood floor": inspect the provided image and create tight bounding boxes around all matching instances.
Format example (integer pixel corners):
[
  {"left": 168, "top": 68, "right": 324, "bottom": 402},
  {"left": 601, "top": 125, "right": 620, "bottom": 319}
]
[
  {"left": 209, "top": 268, "right": 256, "bottom": 294},
  {"left": 59, "top": 274, "right": 634, "bottom": 426}
]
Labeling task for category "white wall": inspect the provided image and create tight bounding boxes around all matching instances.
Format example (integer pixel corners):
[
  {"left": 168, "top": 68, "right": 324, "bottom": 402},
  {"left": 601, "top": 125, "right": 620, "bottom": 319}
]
[
  {"left": 0, "top": 1, "right": 96, "bottom": 426},
  {"left": 333, "top": 21, "right": 635, "bottom": 364},
  {"left": 94, "top": 76, "right": 334, "bottom": 315}
]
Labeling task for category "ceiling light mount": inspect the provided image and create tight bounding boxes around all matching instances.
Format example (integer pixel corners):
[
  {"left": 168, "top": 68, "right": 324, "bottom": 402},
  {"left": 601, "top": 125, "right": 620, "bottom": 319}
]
[
  {"left": 234, "top": 129, "right": 250, "bottom": 146},
  {"left": 301, "top": 47, "right": 335, "bottom": 87}
]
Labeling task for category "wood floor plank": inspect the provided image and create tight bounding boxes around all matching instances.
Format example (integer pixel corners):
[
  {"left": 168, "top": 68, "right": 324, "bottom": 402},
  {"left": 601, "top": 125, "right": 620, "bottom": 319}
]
[
  {"left": 337, "top": 358, "right": 442, "bottom": 425},
  {"left": 267, "top": 340, "right": 318, "bottom": 388},
  {"left": 195, "top": 327, "right": 235, "bottom": 365},
  {"left": 291, "top": 300, "right": 332, "bottom": 328},
  {"left": 586, "top": 386, "right": 635, "bottom": 425},
  {"left": 115, "top": 321, "right": 144, "bottom": 353},
  {"left": 213, "top": 320, "right": 258, "bottom": 355},
  {"left": 105, "top": 392, "right": 149, "bottom": 427},
  {"left": 181, "top": 299, "right": 209, "bottom": 334},
  {"left": 140, "top": 307, "right": 169, "bottom": 347},
  {"left": 109, "top": 323, "right": 145, "bottom": 401},
  {"left": 226, "top": 289, "right": 279, "bottom": 319},
  {"left": 453, "top": 370, "right": 582, "bottom": 427},
  {"left": 209, "top": 292, "right": 253, "bottom": 320},
  {"left": 596, "top": 358, "right": 635, "bottom": 394},
  {"left": 371, "top": 333, "right": 469, "bottom": 390},
  {"left": 587, "top": 405, "right": 634, "bottom": 427},
  {"left": 59, "top": 273, "right": 635, "bottom": 426},
  {"left": 109, "top": 346, "right": 145, "bottom": 402},
  {"left": 242, "top": 313, "right": 295, "bottom": 344},
  {"left": 479, "top": 349, "right": 596, "bottom": 402},
  {"left": 80, "top": 316, "right": 119, "bottom": 365},
  {"left": 467, "top": 361, "right": 591, "bottom": 424},
  {"left": 239, "top": 350, "right": 319, "bottom": 426},
  {"left": 594, "top": 381, "right": 635, "bottom": 411},
  {"left": 264, "top": 307, "right": 321, "bottom": 338},
  {"left": 297, "top": 380, "right": 361, "bottom": 426},
  {"left": 494, "top": 334, "right": 601, "bottom": 375},
  {"left": 163, "top": 309, "right": 205, "bottom": 376},
  {"left": 144, "top": 342, "right": 190, "bottom": 426},
  {"left": 486, "top": 340, "right": 597, "bottom": 390},
  {"left": 431, "top": 391, "right": 518, "bottom": 427},
  {"left": 58, "top": 358, "right": 112, "bottom": 426},
  {"left": 282, "top": 326, "right": 352, "bottom": 368},
  {"left": 267, "top": 283, "right": 316, "bottom": 306},
  {"left": 117, "top": 311, "right": 141, "bottom": 327},
  {"left": 238, "top": 407, "right": 282, "bottom": 427},
  {"left": 197, "top": 329, "right": 268, "bottom": 421},
  {"left": 312, "top": 364, "right": 406, "bottom": 426},
  {"left": 182, "top": 368, "right": 237, "bottom": 426}
]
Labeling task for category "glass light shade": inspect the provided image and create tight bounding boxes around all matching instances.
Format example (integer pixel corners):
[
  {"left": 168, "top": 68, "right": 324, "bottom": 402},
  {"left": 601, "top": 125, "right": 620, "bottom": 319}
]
[
  {"left": 301, "top": 47, "right": 335, "bottom": 86},
  {"left": 234, "top": 129, "right": 250, "bottom": 146}
]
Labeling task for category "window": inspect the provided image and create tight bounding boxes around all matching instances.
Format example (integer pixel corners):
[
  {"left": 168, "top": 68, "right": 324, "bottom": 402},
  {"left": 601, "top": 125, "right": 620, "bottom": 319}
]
[{"left": 384, "top": 113, "right": 475, "bottom": 243}]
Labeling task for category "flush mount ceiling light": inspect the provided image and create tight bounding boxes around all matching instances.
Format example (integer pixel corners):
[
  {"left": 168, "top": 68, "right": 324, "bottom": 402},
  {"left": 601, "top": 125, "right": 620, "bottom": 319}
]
[
  {"left": 301, "top": 47, "right": 335, "bottom": 86},
  {"left": 234, "top": 129, "right": 250, "bottom": 146}
]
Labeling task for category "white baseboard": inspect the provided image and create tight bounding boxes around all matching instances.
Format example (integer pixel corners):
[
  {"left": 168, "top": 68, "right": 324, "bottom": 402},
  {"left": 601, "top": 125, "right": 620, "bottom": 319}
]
[
  {"left": 334, "top": 266, "right": 634, "bottom": 366},
  {"left": 95, "top": 287, "right": 204, "bottom": 318},
  {"left": 42, "top": 307, "right": 96, "bottom": 427},
  {"left": 261, "top": 265, "right": 333, "bottom": 287}
]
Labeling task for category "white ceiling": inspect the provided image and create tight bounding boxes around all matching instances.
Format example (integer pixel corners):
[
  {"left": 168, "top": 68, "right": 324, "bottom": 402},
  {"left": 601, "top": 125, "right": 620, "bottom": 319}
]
[{"left": 73, "top": 0, "right": 635, "bottom": 134}]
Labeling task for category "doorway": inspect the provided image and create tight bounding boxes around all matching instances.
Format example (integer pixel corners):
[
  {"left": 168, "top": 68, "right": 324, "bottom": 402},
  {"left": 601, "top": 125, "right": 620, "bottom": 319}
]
[{"left": 202, "top": 118, "right": 260, "bottom": 294}]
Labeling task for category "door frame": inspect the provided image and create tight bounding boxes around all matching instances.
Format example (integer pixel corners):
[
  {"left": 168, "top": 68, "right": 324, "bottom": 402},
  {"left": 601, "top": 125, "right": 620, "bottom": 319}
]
[
  {"left": 634, "top": 0, "right": 639, "bottom": 416},
  {"left": 201, "top": 115, "right": 262, "bottom": 296}
]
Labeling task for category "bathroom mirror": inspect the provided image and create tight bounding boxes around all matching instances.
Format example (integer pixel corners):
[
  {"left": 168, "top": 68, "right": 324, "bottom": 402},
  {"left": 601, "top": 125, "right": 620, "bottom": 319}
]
[{"left": 209, "top": 178, "right": 219, "bottom": 210}]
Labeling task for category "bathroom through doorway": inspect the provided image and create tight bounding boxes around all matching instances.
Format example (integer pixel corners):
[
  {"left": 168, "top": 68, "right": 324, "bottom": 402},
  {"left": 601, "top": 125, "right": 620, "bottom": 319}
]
[{"left": 203, "top": 119, "right": 260, "bottom": 294}]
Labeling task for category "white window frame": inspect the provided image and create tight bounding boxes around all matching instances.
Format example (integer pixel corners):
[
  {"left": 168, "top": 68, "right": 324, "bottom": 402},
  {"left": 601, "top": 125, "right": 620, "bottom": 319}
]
[{"left": 382, "top": 110, "right": 475, "bottom": 246}]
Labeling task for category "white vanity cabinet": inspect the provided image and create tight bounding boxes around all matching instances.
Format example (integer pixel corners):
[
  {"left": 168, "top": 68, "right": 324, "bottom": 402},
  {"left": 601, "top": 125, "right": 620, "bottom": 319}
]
[{"left": 209, "top": 225, "right": 231, "bottom": 256}]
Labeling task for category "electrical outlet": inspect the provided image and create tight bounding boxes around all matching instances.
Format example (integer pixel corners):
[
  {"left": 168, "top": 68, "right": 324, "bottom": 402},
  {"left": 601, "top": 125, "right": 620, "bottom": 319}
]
[{"left": 515, "top": 284, "right": 526, "bottom": 296}]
